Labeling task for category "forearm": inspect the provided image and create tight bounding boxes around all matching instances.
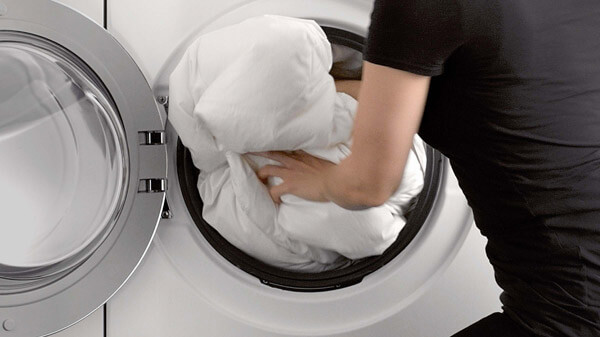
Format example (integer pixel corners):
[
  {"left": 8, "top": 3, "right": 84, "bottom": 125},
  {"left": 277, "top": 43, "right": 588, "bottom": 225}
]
[
  {"left": 257, "top": 63, "right": 430, "bottom": 208},
  {"left": 323, "top": 62, "right": 430, "bottom": 210}
]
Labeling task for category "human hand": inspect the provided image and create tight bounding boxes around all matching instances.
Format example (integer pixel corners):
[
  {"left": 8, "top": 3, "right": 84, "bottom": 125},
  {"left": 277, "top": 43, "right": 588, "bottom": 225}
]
[{"left": 255, "top": 151, "right": 335, "bottom": 204}]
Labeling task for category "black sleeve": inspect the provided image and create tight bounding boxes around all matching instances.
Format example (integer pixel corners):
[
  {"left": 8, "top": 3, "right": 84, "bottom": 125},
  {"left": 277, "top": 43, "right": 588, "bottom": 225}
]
[{"left": 364, "top": 0, "right": 466, "bottom": 76}]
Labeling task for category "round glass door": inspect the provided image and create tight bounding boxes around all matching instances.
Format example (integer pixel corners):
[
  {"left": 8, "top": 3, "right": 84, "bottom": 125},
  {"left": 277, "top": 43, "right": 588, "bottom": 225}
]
[{"left": 0, "top": 37, "right": 128, "bottom": 274}]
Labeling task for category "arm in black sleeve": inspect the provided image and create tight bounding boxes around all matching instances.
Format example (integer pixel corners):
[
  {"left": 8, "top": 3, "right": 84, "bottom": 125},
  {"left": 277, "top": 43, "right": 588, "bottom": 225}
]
[{"left": 364, "top": 0, "right": 467, "bottom": 76}]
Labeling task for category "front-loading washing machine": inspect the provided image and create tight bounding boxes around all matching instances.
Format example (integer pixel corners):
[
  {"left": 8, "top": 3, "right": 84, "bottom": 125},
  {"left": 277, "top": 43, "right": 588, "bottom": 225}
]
[{"left": 0, "top": 0, "right": 502, "bottom": 336}]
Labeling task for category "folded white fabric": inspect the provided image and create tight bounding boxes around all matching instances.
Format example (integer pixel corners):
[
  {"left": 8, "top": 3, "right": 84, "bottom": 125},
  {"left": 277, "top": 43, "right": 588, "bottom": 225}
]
[{"left": 169, "top": 15, "right": 426, "bottom": 272}]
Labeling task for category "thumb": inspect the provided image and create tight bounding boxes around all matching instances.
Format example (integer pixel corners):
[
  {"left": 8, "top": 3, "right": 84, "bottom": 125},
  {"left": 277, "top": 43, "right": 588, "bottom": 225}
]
[{"left": 268, "top": 183, "right": 289, "bottom": 204}]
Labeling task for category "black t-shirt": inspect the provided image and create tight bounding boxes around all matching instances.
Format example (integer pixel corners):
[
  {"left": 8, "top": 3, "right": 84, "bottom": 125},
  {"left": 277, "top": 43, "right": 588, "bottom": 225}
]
[{"left": 364, "top": 0, "right": 600, "bottom": 336}]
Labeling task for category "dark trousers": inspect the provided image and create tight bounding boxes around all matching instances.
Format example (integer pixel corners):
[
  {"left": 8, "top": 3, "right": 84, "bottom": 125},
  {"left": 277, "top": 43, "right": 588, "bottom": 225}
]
[{"left": 451, "top": 312, "right": 534, "bottom": 337}]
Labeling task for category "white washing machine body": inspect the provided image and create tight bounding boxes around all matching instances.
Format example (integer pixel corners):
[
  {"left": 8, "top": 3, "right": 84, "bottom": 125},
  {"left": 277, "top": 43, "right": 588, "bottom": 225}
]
[
  {"left": 0, "top": 0, "right": 502, "bottom": 336},
  {"left": 106, "top": 0, "right": 502, "bottom": 336}
]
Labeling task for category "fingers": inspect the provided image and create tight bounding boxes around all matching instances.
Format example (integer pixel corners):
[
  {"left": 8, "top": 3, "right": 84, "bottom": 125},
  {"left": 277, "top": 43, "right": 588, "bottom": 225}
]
[
  {"left": 255, "top": 165, "right": 289, "bottom": 204},
  {"left": 257, "top": 164, "right": 289, "bottom": 180},
  {"left": 254, "top": 151, "right": 300, "bottom": 167},
  {"left": 256, "top": 164, "right": 292, "bottom": 204},
  {"left": 268, "top": 183, "right": 289, "bottom": 204},
  {"left": 253, "top": 151, "right": 325, "bottom": 204},
  {"left": 290, "top": 150, "right": 322, "bottom": 165}
]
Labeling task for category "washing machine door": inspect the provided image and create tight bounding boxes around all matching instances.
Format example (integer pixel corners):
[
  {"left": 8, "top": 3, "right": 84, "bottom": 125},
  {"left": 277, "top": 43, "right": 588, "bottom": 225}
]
[{"left": 0, "top": 0, "right": 166, "bottom": 336}]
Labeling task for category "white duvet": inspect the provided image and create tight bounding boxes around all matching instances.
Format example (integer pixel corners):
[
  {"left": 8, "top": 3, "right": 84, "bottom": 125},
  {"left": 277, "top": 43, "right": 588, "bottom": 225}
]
[{"left": 169, "top": 15, "right": 426, "bottom": 272}]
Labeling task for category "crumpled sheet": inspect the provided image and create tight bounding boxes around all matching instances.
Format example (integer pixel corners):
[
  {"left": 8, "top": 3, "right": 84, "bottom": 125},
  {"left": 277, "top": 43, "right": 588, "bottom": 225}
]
[{"left": 169, "top": 15, "right": 426, "bottom": 272}]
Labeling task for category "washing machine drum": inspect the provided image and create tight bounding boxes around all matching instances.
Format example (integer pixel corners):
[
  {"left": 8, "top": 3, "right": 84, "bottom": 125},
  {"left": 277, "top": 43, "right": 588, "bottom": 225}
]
[
  {"left": 0, "top": 1, "right": 166, "bottom": 336},
  {"left": 175, "top": 27, "right": 444, "bottom": 292}
]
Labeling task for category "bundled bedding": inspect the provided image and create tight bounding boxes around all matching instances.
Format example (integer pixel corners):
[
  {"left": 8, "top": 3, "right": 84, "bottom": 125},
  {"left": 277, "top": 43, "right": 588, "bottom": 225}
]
[{"left": 169, "top": 15, "right": 426, "bottom": 272}]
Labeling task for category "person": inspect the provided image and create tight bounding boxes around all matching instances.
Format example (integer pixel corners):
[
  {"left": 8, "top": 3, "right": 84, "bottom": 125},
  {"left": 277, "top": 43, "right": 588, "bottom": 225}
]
[{"left": 256, "top": 0, "right": 600, "bottom": 336}]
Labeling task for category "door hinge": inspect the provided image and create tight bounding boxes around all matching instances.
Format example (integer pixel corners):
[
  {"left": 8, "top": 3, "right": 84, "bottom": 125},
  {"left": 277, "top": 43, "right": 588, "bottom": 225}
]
[
  {"left": 138, "top": 178, "right": 167, "bottom": 193},
  {"left": 139, "top": 131, "right": 165, "bottom": 145}
]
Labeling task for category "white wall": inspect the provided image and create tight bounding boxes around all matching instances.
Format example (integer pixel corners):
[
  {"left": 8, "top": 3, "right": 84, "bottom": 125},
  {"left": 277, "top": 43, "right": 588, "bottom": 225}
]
[
  {"left": 53, "top": 0, "right": 103, "bottom": 26},
  {"left": 108, "top": 0, "right": 249, "bottom": 83}
]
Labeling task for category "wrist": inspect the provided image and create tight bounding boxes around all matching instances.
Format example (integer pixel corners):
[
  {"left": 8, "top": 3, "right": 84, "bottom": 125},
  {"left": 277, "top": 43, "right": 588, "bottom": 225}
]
[
  {"left": 320, "top": 165, "right": 336, "bottom": 203},
  {"left": 320, "top": 161, "right": 363, "bottom": 209},
  {"left": 321, "top": 157, "right": 389, "bottom": 210}
]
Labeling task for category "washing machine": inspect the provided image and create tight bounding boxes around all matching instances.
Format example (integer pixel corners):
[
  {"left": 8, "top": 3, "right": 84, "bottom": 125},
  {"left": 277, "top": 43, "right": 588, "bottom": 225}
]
[{"left": 0, "top": 0, "right": 502, "bottom": 336}]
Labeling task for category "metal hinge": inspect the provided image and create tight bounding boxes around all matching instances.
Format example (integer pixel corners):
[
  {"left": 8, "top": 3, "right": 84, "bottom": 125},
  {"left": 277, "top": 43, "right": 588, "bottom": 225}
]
[
  {"left": 139, "top": 131, "right": 165, "bottom": 145},
  {"left": 138, "top": 178, "right": 167, "bottom": 193}
]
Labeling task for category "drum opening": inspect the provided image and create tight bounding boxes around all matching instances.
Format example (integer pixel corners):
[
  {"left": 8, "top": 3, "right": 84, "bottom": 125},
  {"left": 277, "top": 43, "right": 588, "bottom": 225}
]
[{"left": 176, "top": 27, "right": 444, "bottom": 292}]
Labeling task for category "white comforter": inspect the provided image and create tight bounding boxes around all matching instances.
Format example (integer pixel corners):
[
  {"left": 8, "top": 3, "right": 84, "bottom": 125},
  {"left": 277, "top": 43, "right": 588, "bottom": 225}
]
[{"left": 169, "top": 15, "right": 426, "bottom": 272}]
